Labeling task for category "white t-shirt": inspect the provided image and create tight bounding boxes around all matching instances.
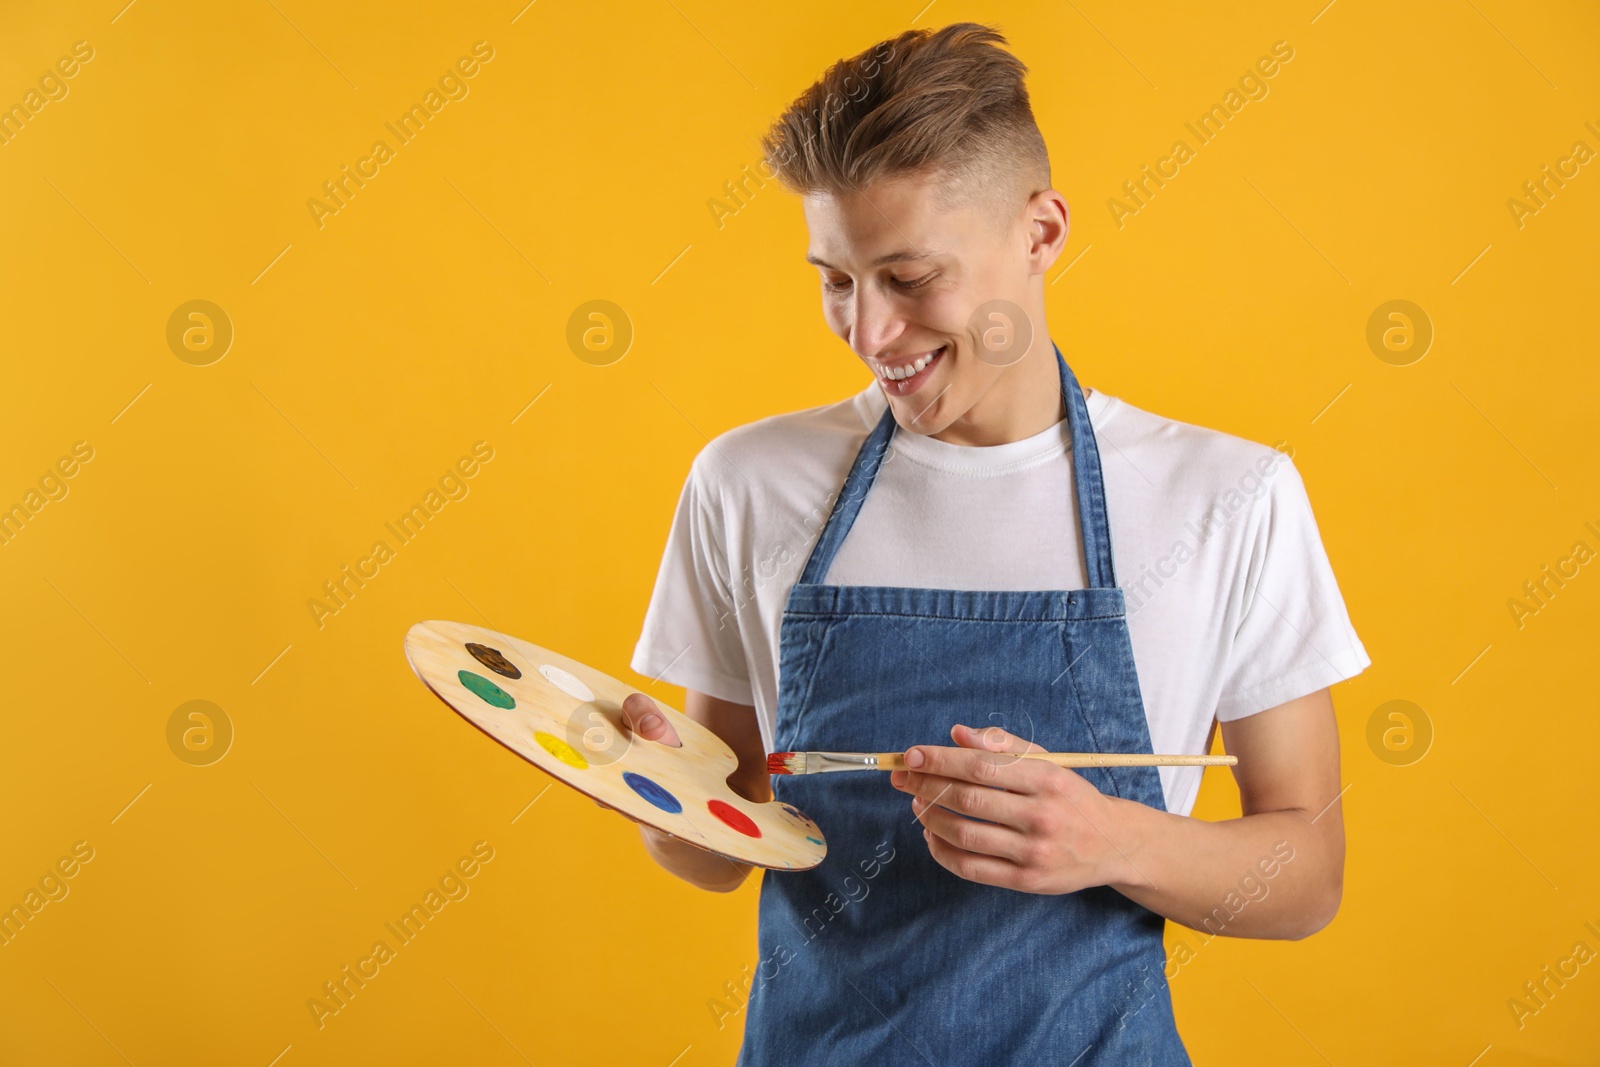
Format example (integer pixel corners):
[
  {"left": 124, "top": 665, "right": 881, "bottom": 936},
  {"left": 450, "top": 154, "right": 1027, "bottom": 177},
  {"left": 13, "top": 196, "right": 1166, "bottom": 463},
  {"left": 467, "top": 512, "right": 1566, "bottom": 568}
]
[{"left": 631, "top": 382, "right": 1370, "bottom": 816}]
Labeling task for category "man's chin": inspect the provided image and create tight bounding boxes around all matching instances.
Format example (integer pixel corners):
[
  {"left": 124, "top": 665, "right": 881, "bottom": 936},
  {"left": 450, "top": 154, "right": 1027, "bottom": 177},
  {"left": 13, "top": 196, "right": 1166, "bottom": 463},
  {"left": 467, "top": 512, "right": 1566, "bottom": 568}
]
[{"left": 888, "top": 393, "right": 960, "bottom": 435}]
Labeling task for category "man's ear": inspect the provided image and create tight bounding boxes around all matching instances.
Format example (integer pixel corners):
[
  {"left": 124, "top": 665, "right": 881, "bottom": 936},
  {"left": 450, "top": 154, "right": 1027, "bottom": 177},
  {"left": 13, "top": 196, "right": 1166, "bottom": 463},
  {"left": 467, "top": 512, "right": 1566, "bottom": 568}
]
[{"left": 1026, "top": 189, "right": 1069, "bottom": 271}]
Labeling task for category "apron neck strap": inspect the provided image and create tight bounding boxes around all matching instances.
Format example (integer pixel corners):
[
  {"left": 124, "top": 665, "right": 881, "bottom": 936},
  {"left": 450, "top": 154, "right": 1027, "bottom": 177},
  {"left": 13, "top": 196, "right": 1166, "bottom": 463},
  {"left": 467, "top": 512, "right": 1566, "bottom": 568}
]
[
  {"left": 797, "top": 344, "right": 1118, "bottom": 589},
  {"left": 1055, "top": 342, "right": 1118, "bottom": 589}
]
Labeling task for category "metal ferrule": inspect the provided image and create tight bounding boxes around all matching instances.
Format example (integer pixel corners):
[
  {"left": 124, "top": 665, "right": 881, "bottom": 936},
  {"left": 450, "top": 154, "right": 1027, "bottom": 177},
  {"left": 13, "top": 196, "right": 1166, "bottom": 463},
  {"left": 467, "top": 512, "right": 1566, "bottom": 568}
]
[{"left": 809, "top": 751, "right": 880, "bottom": 773}]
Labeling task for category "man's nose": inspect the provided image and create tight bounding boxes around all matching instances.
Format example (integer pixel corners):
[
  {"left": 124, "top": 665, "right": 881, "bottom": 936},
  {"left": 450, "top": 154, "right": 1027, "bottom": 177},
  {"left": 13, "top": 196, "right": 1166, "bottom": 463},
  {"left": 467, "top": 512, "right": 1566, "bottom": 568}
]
[{"left": 850, "top": 286, "right": 902, "bottom": 360}]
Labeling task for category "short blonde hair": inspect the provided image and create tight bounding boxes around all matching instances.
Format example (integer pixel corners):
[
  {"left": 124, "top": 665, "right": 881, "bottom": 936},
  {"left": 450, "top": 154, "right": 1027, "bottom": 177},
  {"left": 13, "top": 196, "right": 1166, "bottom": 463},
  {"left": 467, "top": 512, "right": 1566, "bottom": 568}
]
[{"left": 760, "top": 22, "right": 1051, "bottom": 218}]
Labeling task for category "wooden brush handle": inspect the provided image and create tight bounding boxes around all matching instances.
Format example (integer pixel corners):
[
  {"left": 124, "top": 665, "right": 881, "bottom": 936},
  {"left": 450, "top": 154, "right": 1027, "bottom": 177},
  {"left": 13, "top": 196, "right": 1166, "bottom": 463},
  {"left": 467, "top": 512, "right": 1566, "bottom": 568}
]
[{"left": 874, "top": 752, "right": 1236, "bottom": 770}]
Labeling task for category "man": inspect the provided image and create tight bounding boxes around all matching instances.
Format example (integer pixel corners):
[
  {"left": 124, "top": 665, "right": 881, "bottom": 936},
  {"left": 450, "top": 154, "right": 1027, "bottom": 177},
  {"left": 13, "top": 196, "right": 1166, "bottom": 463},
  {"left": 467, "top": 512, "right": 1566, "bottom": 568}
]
[{"left": 622, "top": 22, "right": 1369, "bottom": 1065}]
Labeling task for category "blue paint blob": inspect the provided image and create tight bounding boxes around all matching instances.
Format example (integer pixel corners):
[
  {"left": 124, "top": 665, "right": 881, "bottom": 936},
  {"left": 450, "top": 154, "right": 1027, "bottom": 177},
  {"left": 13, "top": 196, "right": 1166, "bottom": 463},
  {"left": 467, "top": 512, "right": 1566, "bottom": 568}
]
[
  {"left": 622, "top": 771, "right": 682, "bottom": 813},
  {"left": 806, "top": 835, "right": 823, "bottom": 846}
]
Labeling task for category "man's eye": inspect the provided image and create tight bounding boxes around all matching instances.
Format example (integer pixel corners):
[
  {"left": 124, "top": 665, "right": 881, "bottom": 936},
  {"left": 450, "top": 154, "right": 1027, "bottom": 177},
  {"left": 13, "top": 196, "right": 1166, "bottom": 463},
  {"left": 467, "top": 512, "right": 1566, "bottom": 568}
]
[{"left": 822, "top": 273, "right": 937, "bottom": 294}]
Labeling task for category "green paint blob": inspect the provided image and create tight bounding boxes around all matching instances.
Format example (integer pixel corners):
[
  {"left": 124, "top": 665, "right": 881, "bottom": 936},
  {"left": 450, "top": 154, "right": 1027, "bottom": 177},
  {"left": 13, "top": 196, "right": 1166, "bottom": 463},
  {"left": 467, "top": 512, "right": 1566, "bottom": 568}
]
[{"left": 458, "top": 670, "right": 514, "bottom": 709}]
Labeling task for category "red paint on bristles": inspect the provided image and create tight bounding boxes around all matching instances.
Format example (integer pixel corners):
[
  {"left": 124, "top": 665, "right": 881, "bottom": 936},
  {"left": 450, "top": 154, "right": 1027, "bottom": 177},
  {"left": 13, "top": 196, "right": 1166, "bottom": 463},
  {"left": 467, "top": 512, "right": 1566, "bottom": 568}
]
[{"left": 767, "top": 751, "right": 795, "bottom": 775}]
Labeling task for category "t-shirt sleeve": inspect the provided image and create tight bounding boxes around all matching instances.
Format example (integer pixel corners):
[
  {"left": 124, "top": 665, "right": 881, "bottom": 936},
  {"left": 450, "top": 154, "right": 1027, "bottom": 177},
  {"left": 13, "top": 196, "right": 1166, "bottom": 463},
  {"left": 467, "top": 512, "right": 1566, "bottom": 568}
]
[
  {"left": 629, "top": 457, "right": 756, "bottom": 705},
  {"left": 1213, "top": 457, "right": 1371, "bottom": 721}
]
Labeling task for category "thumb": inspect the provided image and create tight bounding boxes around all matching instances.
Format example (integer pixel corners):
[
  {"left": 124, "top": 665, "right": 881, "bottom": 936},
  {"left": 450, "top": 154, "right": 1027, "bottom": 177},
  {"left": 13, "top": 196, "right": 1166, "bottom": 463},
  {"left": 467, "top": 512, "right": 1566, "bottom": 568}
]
[
  {"left": 621, "top": 692, "right": 682, "bottom": 748},
  {"left": 952, "top": 722, "right": 1047, "bottom": 760}
]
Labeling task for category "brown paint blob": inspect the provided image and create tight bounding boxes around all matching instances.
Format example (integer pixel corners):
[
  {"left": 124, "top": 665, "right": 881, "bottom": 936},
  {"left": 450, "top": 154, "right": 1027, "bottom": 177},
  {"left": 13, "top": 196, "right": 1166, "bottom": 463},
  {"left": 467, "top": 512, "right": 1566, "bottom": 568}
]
[{"left": 466, "top": 642, "right": 521, "bottom": 679}]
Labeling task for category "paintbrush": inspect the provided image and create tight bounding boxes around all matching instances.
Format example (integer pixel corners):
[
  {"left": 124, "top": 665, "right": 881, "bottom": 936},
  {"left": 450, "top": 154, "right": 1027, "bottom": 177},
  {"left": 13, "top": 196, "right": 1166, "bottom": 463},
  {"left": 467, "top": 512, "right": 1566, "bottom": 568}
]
[{"left": 767, "top": 750, "right": 1237, "bottom": 775}]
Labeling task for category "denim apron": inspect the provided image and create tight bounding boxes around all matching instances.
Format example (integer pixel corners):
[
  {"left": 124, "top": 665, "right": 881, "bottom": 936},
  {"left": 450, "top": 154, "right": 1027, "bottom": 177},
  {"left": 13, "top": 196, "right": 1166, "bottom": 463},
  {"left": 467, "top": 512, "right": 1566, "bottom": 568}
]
[{"left": 736, "top": 346, "right": 1191, "bottom": 1066}]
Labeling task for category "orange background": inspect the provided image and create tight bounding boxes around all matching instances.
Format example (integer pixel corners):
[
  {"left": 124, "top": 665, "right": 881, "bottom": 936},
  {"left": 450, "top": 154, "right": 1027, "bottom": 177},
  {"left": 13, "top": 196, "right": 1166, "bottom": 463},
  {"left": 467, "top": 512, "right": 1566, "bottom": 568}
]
[{"left": 1, "top": 1, "right": 1597, "bottom": 1063}]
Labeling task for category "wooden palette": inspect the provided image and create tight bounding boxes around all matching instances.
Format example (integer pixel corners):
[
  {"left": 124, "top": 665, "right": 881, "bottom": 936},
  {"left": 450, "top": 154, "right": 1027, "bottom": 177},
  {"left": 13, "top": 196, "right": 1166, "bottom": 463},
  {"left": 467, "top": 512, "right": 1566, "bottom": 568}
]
[{"left": 403, "top": 620, "right": 827, "bottom": 870}]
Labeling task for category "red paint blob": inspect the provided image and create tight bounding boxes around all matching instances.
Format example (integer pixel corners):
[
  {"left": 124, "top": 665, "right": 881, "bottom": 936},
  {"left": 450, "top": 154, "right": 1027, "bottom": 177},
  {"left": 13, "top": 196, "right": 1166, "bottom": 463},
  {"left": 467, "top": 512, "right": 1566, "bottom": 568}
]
[{"left": 707, "top": 798, "right": 761, "bottom": 838}]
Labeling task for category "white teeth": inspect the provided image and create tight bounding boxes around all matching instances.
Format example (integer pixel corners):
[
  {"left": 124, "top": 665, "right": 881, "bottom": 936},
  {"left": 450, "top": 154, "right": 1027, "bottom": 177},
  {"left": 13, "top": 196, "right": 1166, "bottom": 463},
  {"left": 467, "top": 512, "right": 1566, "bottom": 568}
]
[{"left": 879, "top": 347, "right": 943, "bottom": 381}]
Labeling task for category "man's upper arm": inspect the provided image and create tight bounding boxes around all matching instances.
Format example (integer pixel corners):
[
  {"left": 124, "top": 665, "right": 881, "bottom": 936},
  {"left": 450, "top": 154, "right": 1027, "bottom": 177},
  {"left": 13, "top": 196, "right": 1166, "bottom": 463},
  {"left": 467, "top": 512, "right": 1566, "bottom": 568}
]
[
  {"left": 631, "top": 455, "right": 756, "bottom": 706},
  {"left": 1219, "top": 687, "right": 1342, "bottom": 823},
  {"left": 684, "top": 689, "right": 771, "bottom": 804}
]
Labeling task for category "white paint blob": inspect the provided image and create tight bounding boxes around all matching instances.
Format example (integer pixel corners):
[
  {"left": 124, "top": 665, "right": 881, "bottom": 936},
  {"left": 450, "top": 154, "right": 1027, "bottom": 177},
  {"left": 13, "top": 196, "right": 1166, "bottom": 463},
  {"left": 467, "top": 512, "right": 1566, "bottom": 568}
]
[{"left": 539, "top": 663, "right": 595, "bottom": 702}]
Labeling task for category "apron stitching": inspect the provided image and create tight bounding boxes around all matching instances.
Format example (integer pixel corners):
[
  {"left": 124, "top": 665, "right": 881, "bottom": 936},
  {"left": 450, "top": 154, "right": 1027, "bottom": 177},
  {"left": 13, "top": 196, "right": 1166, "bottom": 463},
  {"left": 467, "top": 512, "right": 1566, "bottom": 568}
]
[
  {"left": 786, "top": 607, "right": 1128, "bottom": 622},
  {"left": 1055, "top": 623, "right": 1125, "bottom": 801},
  {"left": 1051, "top": 637, "right": 1097, "bottom": 686},
  {"left": 775, "top": 619, "right": 839, "bottom": 750}
]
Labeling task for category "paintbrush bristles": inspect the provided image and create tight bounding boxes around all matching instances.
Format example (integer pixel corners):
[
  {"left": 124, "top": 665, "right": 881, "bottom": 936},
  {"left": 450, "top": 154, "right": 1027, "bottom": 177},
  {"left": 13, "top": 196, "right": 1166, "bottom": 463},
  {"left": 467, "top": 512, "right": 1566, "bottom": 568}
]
[{"left": 767, "top": 751, "right": 803, "bottom": 775}]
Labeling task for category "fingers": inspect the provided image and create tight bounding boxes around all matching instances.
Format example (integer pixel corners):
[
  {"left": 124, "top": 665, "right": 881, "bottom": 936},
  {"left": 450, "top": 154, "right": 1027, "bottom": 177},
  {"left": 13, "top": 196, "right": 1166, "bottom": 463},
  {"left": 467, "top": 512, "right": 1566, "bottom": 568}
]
[
  {"left": 620, "top": 692, "right": 682, "bottom": 748},
  {"left": 924, "top": 823, "right": 1035, "bottom": 889},
  {"left": 897, "top": 728, "right": 1052, "bottom": 795},
  {"left": 895, "top": 768, "right": 1032, "bottom": 829},
  {"left": 910, "top": 793, "right": 1032, "bottom": 863},
  {"left": 951, "top": 722, "right": 1047, "bottom": 756}
]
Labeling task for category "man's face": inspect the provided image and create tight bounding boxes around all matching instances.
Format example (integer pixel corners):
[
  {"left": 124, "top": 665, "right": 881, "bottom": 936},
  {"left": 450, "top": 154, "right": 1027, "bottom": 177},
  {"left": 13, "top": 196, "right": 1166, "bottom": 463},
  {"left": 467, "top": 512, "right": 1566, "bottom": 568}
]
[{"left": 802, "top": 171, "right": 1052, "bottom": 437}]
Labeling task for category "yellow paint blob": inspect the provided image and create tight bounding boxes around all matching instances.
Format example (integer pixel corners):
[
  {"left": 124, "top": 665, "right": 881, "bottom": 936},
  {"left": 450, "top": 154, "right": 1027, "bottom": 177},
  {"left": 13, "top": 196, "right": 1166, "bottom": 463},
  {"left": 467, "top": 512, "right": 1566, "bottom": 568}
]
[{"left": 533, "top": 730, "right": 589, "bottom": 769}]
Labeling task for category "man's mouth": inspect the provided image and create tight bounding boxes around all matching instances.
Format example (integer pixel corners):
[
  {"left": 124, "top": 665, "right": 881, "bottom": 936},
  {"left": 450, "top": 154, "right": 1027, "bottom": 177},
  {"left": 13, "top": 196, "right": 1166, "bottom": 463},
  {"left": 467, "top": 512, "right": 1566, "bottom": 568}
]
[{"left": 874, "top": 345, "right": 947, "bottom": 396}]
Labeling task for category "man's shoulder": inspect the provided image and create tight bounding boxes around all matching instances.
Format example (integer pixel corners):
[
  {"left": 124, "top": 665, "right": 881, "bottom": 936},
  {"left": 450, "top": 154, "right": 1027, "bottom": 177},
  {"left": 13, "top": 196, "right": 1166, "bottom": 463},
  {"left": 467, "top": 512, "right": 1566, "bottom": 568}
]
[
  {"left": 687, "top": 386, "right": 878, "bottom": 498},
  {"left": 1097, "top": 393, "right": 1299, "bottom": 499}
]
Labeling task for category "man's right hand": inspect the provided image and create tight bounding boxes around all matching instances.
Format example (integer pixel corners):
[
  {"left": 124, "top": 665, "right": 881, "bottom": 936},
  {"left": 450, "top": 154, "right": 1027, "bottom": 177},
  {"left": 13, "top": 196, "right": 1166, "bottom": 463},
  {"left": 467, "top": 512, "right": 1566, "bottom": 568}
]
[
  {"left": 591, "top": 693, "right": 683, "bottom": 819},
  {"left": 612, "top": 688, "right": 768, "bottom": 892}
]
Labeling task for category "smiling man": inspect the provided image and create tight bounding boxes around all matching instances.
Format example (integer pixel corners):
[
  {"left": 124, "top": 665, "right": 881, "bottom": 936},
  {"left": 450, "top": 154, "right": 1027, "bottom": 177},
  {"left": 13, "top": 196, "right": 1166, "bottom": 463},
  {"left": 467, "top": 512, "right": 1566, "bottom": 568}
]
[{"left": 624, "top": 22, "right": 1369, "bottom": 1066}]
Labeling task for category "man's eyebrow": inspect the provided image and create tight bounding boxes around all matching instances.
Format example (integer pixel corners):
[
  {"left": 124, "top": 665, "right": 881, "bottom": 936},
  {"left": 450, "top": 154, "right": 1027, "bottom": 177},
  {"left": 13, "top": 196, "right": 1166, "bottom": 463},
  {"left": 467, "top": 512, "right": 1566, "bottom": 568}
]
[{"left": 805, "top": 249, "right": 936, "bottom": 269}]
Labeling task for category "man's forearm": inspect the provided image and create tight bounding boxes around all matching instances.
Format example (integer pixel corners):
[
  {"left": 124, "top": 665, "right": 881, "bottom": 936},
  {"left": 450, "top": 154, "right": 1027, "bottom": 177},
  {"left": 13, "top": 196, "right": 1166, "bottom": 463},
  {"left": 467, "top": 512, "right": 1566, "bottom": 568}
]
[
  {"left": 1098, "top": 796, "right": 1344, "bottom": 940},
  {"left": 638, "top": 823, "right": 754, "bottom": 892}
]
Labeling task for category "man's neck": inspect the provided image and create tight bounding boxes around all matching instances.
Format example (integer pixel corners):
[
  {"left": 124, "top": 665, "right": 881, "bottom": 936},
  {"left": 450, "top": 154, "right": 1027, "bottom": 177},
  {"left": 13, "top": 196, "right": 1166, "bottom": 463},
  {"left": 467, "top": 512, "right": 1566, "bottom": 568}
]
[{"left": 931, "top": 342, "right": 1084, "bottom": 447}]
